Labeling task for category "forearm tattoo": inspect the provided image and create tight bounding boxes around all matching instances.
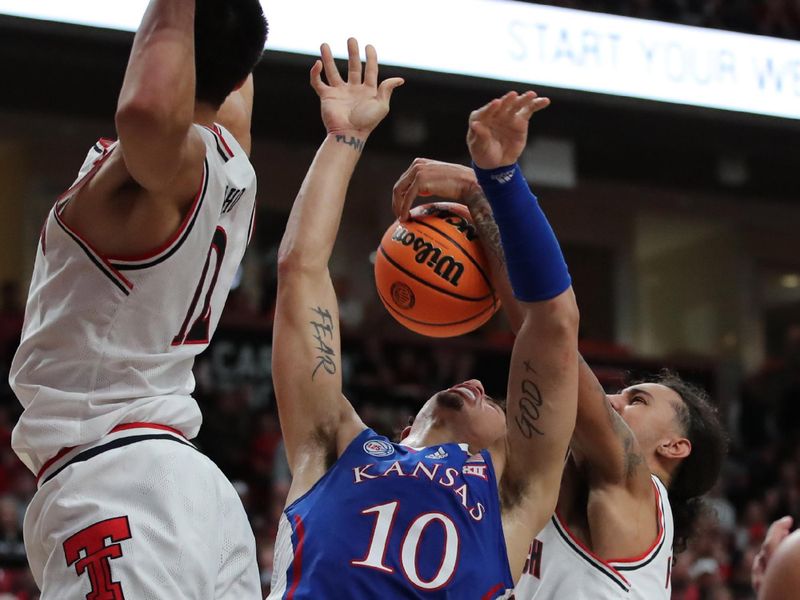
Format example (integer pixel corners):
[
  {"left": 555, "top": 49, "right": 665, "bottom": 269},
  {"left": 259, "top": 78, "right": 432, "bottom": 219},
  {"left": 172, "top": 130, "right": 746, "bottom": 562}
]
[
  {"left": 335, "top": 134, "right": 365, "bottom": 152},
  {"left": 309, "top": 306, "right": 336, "bottom": 379},
  {"left": 467, "top": 192, "right": 506, "bottom": 266},
  {"left": 515, "top": 359, "right": 545, "bottom": 438}
]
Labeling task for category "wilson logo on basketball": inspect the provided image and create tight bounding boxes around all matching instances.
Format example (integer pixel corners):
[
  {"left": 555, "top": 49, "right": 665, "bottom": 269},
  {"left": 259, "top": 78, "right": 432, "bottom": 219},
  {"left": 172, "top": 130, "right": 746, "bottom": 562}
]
[
  {"left": 418, "top": 206, "right": 479, "bottom": 242},
  {"left": 390, "top": 226, "right": 464, "bottom": 287},
  {"left": 391, "top": 282, "right": 415, "bottom": 309}
]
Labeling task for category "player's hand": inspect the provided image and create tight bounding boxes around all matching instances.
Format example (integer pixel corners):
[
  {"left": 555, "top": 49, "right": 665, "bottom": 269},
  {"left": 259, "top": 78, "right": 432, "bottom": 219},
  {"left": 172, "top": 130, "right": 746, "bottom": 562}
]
[
  {"left": 392, "top": 158, "right": 483, "bottom": 221},
  {"left": 310, "top": 38, "right": 404, "bottom": 138},
  {"left": 753, "top": 516, "right": 794, "bottom": 592},
  {"left": 467, "top": 91, "right": 550, "bottom": 169}
]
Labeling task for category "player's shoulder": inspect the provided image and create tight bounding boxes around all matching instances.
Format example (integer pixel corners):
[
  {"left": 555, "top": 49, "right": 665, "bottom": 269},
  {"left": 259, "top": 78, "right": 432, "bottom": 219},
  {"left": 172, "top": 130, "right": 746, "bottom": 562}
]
[{"left": 193, "top": 123, "right": 248, "bottom": 161}]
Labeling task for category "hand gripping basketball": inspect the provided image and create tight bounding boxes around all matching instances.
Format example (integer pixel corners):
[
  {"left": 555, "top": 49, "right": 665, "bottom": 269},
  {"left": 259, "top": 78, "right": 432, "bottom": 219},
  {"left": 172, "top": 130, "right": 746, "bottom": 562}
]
[{"left": 374, "top": 202, "right": 500, "bottom": 338}]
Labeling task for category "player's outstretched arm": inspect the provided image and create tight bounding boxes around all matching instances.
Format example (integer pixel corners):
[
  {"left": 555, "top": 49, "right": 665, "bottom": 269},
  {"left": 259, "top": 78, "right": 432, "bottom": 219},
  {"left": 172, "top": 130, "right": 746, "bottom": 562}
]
[
  {"left": 466, "top": 92, "right": 579, "bottom": 578},
  {"left": 273, "top": 39, "right": 403, "bottom": 504},
  {"left": 116, "top": 0, "right": 205, "bottom": 193}
]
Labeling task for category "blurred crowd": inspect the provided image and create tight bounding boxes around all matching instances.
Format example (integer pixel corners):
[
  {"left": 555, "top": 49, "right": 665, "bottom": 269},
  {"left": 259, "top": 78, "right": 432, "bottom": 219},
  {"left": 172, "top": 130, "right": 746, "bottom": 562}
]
[
  {"left": 0, "top": 275, "right": 798, "bottom": 599},
  {"left": 534, "top": 0, "right": 800, "bottom": 39}
]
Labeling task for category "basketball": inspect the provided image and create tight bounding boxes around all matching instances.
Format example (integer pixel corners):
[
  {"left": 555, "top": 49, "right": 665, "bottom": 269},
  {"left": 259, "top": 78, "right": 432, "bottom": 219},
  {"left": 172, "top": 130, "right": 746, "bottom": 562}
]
[{"left": 374, "top": 202, "right": 500, "bottom": 337}]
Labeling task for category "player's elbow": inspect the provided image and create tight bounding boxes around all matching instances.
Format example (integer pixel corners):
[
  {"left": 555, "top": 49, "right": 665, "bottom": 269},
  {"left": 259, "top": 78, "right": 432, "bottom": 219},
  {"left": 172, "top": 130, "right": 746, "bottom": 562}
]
[
  {"left": 276, "top": 237, "right": 329, "bottom": 279},
  {"left": 522, "top": 288, "right": 580, "bottom": 344},
  {"left": 276, "top": 250, "right": 326, "bottom": 280},
  {"left": 116, "top": 96, "right": 191, "bottom": 147}
]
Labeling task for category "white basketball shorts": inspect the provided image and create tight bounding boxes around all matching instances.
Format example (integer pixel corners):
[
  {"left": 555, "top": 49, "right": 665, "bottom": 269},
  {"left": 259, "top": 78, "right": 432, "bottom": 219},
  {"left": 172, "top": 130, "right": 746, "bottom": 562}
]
[{"left": 23, "top": 424, "right": 261, "bottom": 599}]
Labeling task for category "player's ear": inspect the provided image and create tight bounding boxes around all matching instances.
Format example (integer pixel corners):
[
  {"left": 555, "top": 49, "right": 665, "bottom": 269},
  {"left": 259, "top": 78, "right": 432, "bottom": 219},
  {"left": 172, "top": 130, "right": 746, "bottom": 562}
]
[
  {"left": 657, "top": 437, "right": 691, "bottom": 460},
  {"left": 400, "top": 426, "right": 412, "bottom": 440}
]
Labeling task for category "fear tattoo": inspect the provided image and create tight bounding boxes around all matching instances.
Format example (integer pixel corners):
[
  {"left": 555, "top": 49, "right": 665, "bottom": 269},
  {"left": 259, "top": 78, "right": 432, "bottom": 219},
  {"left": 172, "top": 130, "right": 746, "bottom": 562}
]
[
  {"left": 515, "top": 360, "right": 545, "bottom": 438},
  {"left": 310, "top": 306, "right": 336, "bottom": 379}
]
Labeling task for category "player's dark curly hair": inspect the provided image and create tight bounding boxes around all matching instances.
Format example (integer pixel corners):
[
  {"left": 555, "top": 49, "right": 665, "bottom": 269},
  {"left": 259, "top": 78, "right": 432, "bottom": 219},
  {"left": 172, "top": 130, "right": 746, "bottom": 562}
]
[
  {"left": 650, "top": 370, "right": 728, "bottom": 553},
  {"left": 195, "top": 0, "right": 268, "bottom": 108}
]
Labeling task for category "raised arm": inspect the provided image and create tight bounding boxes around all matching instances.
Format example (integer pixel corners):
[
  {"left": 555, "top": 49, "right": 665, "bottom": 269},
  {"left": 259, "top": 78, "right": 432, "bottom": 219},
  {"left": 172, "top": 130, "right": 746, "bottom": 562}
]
[
  {"left": 272, "top": 39, "right": 403, "bottom": 504},
  {"left": 115, "top": 0, "right": 205, "bottom": 193},
  {"left": 466, "top": 92, "right": 579, "bottom": 576}
]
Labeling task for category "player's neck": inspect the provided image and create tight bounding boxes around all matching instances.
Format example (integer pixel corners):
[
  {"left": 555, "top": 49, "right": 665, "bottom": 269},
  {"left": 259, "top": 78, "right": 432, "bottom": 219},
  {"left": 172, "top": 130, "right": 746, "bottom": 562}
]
[
  {"left": 402, "top": 421, "right": 462, "bottom": 450},
  {"left": 649, "top": 457, "right": 672, "bottom": 488},
  {"left": 193, "top": 103, "right": 219, "bottom": 129}
]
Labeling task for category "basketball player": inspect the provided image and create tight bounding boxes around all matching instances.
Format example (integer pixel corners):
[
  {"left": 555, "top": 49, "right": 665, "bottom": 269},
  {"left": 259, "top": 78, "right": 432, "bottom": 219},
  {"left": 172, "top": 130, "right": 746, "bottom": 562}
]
[
  {"left": 10, "top": 1, "right": 267, "bottom": 597},
  {"left": 269, "top": 44, "right": 579, "bottom": 597},
  {"left": 392, "top": 158, "right": 728, "bottom": 598}
]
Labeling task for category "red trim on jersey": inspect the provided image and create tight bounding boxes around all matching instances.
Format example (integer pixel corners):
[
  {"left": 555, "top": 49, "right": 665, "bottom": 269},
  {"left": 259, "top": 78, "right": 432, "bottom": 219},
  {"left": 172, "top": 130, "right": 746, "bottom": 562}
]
[
  {"left": 553, "top": 511, "right": 631, "bottom": 585},
  {"left": 39, "top": 218, "right": 47, "bottom": 255},
  {"left": 287, "top": 515, "right": 306, "bottom": 600},
  {"left": 36, "top": 445, "right": 76, "bottom": 484},
  {"left": 105, "top": 166, "right": 207, "bottom": 263},
  {"left": 246, "top": 198, "right": 257, "bottom": 245},
  {"left": 606, "top": 479, "right": 665, "bottom": 564},
  {"left": 212, "top": 124, "right": 235, "bottom": 158},
  {"left": 57, "top": 140, "right": 115, "bottom": 204},
  {"left": 109, "top": 422, "right": 186, "bottom": 438},
  {"left": 36, "top": 422, "right": 187, "bottom": 483},
  {"left": 481, "top": 583, "right": 505, "bottom": 600},
  {"left": 53, "top": 211, "right": 134, "bottom": 290}
]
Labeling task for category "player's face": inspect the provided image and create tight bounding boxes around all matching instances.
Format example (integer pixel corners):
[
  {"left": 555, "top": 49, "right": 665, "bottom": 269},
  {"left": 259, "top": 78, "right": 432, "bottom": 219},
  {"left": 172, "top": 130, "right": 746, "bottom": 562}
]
[
  {"left": 427, "top": 379, "right": 507, "bottom": 449},
  {"left": 608, "top": 383, "right": 686, "bottom": 455}
]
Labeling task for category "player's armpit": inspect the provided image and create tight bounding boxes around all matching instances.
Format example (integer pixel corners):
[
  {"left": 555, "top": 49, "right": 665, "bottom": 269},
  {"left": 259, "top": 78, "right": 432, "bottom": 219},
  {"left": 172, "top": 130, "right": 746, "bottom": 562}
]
[{"left": 571, "top": 357, "right": 651, "bottom": 496}]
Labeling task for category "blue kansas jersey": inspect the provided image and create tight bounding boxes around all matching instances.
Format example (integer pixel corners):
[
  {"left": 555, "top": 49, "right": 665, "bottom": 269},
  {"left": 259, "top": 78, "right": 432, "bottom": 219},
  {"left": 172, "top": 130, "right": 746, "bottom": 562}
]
[{"left": 268, "top": 428, "right": 514, "bottom": 598}]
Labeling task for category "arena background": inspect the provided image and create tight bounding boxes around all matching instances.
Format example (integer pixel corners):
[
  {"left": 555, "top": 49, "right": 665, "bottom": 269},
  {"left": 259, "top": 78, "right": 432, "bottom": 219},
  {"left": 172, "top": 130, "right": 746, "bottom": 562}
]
[{"left": 0, "top": 1, "right": 798, "bottom": 597}]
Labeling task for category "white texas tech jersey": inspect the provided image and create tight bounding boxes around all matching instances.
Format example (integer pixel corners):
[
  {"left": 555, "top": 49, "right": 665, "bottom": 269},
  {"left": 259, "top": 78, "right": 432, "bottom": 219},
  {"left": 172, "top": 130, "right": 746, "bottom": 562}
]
[
  {"left": 514, "top": 475, "right": 674, "bottom": 599},
  {"left": 10, "top": 124, "right": 256, "bottom": 474}
]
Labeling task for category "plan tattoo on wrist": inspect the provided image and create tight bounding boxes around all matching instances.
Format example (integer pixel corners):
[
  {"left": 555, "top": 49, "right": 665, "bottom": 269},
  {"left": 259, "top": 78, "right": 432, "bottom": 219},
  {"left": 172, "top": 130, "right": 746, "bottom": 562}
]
[{"left": 335, "top": 134, "right": 365, "bottom": 152}]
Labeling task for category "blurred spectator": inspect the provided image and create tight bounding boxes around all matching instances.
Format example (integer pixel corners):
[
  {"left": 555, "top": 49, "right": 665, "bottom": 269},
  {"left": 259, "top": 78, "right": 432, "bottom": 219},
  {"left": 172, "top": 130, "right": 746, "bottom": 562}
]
[
  {"left": 0, "top": 497, "right": 24, "bottom": 569},
  {"left": 0, "top": 282, "right": 23, "bottom": 359}
]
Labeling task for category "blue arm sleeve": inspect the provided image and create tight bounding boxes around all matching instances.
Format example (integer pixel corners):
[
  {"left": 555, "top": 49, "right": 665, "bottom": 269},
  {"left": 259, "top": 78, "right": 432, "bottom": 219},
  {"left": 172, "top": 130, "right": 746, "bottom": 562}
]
[{"left": 473, "top": 162, "right": 571, "bottom": 302}]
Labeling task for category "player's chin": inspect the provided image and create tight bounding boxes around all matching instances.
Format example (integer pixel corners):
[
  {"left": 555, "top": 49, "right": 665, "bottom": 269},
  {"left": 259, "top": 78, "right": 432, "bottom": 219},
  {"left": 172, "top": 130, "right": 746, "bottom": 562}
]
[{"left": 435, "top": 390, "right": 464, "bottom": 411}]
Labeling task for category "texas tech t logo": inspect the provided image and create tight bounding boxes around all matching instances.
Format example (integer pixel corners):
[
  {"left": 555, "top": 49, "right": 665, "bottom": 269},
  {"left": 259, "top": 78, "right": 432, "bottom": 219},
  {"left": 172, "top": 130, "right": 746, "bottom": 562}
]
[
  {"left": 63, "top": 516, "right": 132, "bottom": 600},
  {"left": 523, "top": 538, "right": 544, "bottom": 579}
]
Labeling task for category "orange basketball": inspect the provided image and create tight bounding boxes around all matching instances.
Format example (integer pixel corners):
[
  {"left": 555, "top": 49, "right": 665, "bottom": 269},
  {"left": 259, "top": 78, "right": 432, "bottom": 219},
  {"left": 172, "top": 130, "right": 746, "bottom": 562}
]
[{"left": 374, "top": 202, "right": 500, "bottom": 337}]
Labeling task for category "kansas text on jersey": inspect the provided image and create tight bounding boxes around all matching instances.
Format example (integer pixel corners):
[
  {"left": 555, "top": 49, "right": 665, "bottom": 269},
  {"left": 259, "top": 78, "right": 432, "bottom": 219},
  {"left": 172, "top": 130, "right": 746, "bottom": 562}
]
[{"left": 269, "top": 429, "right": 514, "bottom": 599}]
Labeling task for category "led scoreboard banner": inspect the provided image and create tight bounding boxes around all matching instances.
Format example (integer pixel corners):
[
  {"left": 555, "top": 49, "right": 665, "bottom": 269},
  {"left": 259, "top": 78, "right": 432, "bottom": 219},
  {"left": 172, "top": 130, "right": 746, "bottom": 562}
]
[{"left": 1, "top": 0, "right": 798, "bottom": 120}]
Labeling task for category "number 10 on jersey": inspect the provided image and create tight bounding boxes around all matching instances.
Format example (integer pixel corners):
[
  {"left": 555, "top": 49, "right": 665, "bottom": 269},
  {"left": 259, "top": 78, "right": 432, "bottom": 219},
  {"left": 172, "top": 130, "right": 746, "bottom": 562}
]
[{"left": 351, "top": 501, "right": 460, "bottom": 590}]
